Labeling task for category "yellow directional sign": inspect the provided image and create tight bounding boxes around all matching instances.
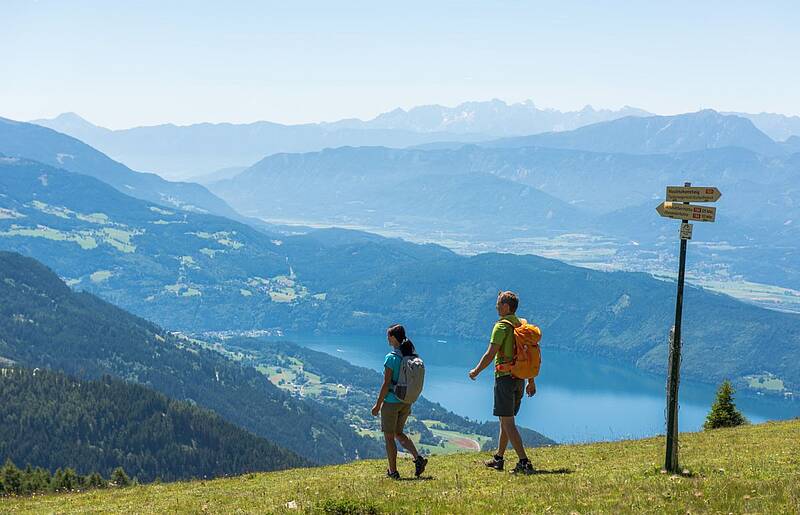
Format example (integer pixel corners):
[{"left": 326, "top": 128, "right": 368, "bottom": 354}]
[
  {"left": 656, "top": 202, "right": 716, "bottom": 222},
  {"left": 666, "top": 186, "right": 721, "bottom": 203}
]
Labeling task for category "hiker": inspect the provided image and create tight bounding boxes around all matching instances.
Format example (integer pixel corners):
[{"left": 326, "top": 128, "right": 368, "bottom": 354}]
[
  {"left": 469, "top": 291, "right": 541, "bottom": 475},
  {"left": 371, "top": 324, "right": 428, "bottom": 479}
]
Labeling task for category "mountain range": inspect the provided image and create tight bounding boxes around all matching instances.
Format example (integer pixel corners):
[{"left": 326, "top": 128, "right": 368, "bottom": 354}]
[
  {"left": 30, "top": 101, "right": 800, "bottom": 180},
  {"left": 1, "top": 155, "right": 798, "bottom": 395},
  {"left": 0, "top": 117, "right": 240, "bottom": 220},
  {"left": 209, "top": 111, "right": 800, "bottom": 291},
  {"left": 29, "top": 113, "right": 486, "bottom": 179},
  {"left": 481, "top": 110, "right": 787, "bottom": 156}
]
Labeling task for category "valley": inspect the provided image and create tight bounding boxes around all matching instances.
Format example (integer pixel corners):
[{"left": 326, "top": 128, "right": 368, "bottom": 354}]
[
  {"left": 3, "top": 4, "right": 799, "bottom": 510},
  {"left": 250, "top": 217, "right": 800, "bottom": 314}
]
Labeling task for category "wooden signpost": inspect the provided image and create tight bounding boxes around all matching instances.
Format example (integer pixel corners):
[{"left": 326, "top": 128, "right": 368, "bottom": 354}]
[
  {"left": 666, "top": 186, "right": 722, "bottom": 203},
  {"left": 656, "top": 182, "right": 721, "bottom": 473},
  {"left": 656, "top": 202, "right": 716, "bottom": 222}
]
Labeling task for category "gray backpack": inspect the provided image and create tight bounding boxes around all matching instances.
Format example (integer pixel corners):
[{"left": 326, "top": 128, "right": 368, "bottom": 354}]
[{"left": 393, "top": 354, "right": 425, "bottom": 404}]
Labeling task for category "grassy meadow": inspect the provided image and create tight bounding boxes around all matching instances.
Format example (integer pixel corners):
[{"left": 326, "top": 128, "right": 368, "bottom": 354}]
[{"left": 3, "top": 419, "right": 799, "bottom": 514}]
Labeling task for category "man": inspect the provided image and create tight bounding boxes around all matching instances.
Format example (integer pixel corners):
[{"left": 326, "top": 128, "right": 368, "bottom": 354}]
[{"left": 469, "top": 291, "right": 536, "bottom": 475}]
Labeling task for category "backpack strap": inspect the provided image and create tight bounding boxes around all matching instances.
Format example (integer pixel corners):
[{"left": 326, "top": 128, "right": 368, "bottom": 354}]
[{"left": 495, "top": 318, "right": 522, "bottom": 370}]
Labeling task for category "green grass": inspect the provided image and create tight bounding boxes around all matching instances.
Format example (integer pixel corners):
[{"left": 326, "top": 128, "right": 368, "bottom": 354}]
[{"left": 4, "top": 420, "right": 799, "bottom": 514}]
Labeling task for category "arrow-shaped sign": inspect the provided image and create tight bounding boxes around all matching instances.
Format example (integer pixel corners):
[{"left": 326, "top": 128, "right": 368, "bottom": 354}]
[
  {"left": 656, "top": 202, "right": 716, "bottom": 222},
  {"left": 666, "top": 186, "right": 721, "bottom": 203}
]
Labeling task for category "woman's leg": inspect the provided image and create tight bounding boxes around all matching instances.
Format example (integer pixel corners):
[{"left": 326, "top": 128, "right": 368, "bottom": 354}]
[
  {"left": 395, "top": 432, "right": 420, "bottom": 460},
  {"left": 383, "top": 432, "right": 398, "bottom": 472}
]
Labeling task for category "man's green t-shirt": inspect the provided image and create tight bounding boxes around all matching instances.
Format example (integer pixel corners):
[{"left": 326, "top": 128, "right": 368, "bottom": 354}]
[{"left": 491, "top": 314, "right": 521, "bottom": 378}]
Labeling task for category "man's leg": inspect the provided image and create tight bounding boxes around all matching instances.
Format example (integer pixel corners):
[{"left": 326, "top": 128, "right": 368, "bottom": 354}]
[
  {"left": 499, "top": 416, "right": 528, "bottom": 461},
  {"left": 395, "top": 432, "right": 420, "bottom": 459},
  {"left": 495, "top": 420, "right": 509, "bottom": 457},
  {"left": 383, "top": 432, "right": 398, "bottom": 473}
]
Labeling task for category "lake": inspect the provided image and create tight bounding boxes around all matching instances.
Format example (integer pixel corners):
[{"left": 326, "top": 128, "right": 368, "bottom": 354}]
[{"left": 276, "top": 332, "right": 799, "bottom": 444}]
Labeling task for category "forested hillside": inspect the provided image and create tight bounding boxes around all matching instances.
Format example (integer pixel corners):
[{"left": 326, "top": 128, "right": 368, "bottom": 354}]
[
  {"left": 0, "top": 368, "right": 307, "bottom": 481},
  {"left": 0, "top": 251, "right": 382, "bottom": 465}
]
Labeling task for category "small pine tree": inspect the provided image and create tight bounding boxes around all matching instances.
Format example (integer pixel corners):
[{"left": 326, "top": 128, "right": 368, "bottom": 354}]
[
  {"left": 60, "top": 468, "right": 79, "bottom": 491},
  {"left": 704, "top": 380, "right": 747, "bottom": 430},
  {"left": 20, "top": 465, "right": 35, "bottom": 496},
  {"left": 110, "top": 467, "right": 131, "bottom": 488},
  {"left": 31, "top": 467, "right": 52, "bottom": 494},
  {"left": 50, "top": 468, "right": 65, "bottom": 492},
  {"left": 1, "top": 459, "right": 22, "bottom": 495},
  {"left": 86, "top": 472, "right": 107, "bottom": 489}
]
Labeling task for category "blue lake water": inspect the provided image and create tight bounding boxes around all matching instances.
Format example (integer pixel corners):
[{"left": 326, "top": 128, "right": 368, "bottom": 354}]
[{"left": 277, "top": 332, "right": 799, "bottom": 444}]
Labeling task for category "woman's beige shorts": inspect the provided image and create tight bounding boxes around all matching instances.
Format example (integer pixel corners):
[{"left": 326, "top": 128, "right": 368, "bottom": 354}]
[{"left": 380, "top": 402, "right": 411, "bottom": 434}]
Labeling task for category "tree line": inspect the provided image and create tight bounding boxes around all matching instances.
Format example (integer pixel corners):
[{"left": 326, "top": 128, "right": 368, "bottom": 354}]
[
  {"left": 0, "top": 459, "right": 131, "bottom": 497},
  {"left": 0, "top": 368, "right": 307, "bottom": 482}
]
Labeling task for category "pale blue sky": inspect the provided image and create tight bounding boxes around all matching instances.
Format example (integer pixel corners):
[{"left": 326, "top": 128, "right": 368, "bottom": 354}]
[{"left": 2, "top": 0, "right": 798, "bottom": 128}]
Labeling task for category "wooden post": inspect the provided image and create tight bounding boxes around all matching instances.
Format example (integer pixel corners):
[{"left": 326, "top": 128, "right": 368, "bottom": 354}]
[{"left": 664, "top": 181, "right": 690, "bottom": 473}]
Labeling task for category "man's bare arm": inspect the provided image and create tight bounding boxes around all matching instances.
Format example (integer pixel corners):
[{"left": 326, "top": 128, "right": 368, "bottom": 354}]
[{"left": 469, "top": 343, "right": 498, "bottom": 380}]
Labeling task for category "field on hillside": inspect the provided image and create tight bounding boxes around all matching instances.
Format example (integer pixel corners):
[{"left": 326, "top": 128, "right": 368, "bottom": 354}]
[{"left": 4, "top": 419, "right": 799, "bottom": 514}]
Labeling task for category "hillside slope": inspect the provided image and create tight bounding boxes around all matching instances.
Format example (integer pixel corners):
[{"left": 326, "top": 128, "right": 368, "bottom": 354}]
[
  {"left": 5, "top": 419, "right": 799, "bottom": 514},
  {"left": 0, "top": 251, "right": 382, "bottom": 465},
  {"left": 0, "top": 368, "right": 307, "bottom": 481}
]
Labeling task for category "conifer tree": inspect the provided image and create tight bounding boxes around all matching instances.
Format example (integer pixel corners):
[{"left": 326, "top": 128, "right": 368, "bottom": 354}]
[
  {"left": 704, "top": 380, "right": 747, "bottom": 430},
  {"left": 1, "top": 459, "right": 21, "bottom": 495},
  {"left": 111, "top": 467, "right": 131, "bottom": 487},
  {"left": 51, "top": 468, "right": 65, "bottom": 492},
  {"left": 86, "top": 472, "right": 107, "bottom": 489},
  {"left": 61, "top": 468, "right": 80, "bottom": 491}
]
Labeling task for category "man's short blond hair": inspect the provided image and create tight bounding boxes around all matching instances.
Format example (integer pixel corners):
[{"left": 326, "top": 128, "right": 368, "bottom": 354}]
[{"left": 497, "top": 291, "right": 519, "bottom": 313}]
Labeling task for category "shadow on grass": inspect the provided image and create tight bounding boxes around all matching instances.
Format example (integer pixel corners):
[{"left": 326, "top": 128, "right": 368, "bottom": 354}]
[
  {"left": 532, "top": 468, "right": 574, "bottom": 475},
  {"left": 397, "top": 476, "right": 436, "bottom": 482}
]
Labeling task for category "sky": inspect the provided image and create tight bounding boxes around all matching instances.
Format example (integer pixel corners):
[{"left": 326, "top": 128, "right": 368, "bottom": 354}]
[{"left": 2, "top": 0, "right": 798, "bottom": 129}]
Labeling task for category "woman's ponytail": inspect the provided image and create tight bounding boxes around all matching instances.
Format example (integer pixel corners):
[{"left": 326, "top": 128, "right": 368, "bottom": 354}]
[{"left": 388, "top": 324, "right": 417, "bottom": 357}]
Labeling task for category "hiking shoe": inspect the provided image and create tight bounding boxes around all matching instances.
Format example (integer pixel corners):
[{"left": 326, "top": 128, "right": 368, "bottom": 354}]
[
  {"left": 414, "top": 456, "right": 428, "bottom": 477},
  {"left": 511, "top": 459, "right": 534, "bottom": 475},
  {"left": 386, "top": 470, "right": 400, "bottom": 480},
  {"left": 484, "top": 454, "right": 505, "bottom": 471}
]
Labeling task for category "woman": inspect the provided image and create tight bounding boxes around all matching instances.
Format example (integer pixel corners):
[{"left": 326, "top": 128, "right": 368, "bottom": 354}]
[{"left": 371, "top": 324, "right": 428, "bottom": 479}]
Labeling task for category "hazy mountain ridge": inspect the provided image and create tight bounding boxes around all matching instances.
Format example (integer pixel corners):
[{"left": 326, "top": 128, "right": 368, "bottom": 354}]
[
  {"left": 483, "top": 110, "right": 786, "bottom": 156},
  {"left": 211, "top": 142, "right": 798, "bottom": 234},
  {"left": 212, "top": 146, "right": 594, "bottom": 235},
  {"left": 210, "top": 133, "right": 800, "bottom": 290},
  {"left": 29, "top": 103, "right": 800, "bottom": 180},
  {"left": 30, "top": 113, "right": 486, "bottom": 179},
  {"left": 0, "top": 117, "right": 241, "bottom": 220},
  {"left": 325, "top": 99, "right": 651, "bottom": 135},
  {"left": 726, "top": 111, "right": 800, "bottom": 142}
]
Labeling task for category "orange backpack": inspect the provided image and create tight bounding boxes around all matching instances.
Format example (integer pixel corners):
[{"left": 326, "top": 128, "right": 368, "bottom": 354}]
[{"left": 495, "top": 318, "right": 542, "bottom": 379}]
